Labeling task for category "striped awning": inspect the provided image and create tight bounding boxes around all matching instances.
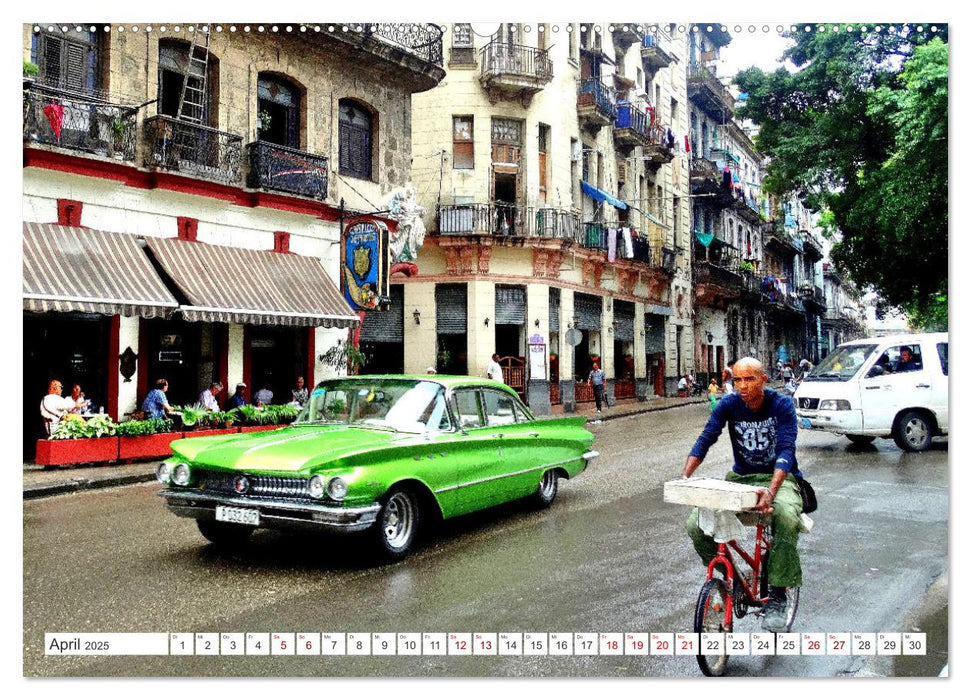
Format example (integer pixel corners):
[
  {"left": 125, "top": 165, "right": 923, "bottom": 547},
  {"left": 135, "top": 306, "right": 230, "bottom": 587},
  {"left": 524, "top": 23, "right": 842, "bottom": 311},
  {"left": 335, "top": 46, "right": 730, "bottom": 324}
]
[
  {"left": 144, "top": 237, "right": 359, "bottom": 328},
  {"left": 22, "top": 222, "right": 179, "bottom": 318}
]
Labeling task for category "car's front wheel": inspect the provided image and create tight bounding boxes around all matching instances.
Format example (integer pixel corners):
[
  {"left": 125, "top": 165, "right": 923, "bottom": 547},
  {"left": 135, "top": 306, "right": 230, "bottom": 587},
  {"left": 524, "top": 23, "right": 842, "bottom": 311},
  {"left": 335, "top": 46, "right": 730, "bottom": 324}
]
[
  {"left": 373, "top": 487, "right": 419, "bottom": 561},
  {"left": 196, "top": 519, "right": 254, "bottom": 547},
  {"left": 893, "top": 411, "right": 933, "bottom": 452},
  {"left": 531, "top": 470, "right": 559, "bottom": 508}
]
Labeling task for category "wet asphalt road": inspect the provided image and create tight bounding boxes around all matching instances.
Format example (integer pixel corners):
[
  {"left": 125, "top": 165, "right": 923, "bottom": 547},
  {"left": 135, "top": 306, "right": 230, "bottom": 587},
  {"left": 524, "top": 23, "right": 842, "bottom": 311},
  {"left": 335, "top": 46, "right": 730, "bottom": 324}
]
[{"left": 22, "top": 404, "right": 948, "bottom": 678}]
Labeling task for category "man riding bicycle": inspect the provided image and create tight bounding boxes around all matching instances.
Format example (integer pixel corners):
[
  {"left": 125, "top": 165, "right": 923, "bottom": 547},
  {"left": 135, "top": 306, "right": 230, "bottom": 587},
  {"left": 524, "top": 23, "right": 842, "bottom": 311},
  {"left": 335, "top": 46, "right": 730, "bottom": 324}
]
[{"left": 680, "top": 357, "right": 803, "bottom": 633}]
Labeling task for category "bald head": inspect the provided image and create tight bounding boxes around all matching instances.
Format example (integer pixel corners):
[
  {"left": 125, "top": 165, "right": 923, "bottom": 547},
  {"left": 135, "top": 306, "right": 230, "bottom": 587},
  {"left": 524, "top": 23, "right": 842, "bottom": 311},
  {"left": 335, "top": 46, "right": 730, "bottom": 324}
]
[{"left": 733, "top": 357, "right": 765, "bottom": 377}]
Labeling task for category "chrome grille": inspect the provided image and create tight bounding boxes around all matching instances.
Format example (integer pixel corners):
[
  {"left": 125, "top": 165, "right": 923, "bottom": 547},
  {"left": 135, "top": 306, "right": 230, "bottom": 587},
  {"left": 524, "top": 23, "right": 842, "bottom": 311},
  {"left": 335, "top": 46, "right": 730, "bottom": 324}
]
[
  {"left": 798, "top": 397, "right": 819, "bottom": 410},
  {"left": 196, "top": 470, "right": 311, "bottom": 500}
]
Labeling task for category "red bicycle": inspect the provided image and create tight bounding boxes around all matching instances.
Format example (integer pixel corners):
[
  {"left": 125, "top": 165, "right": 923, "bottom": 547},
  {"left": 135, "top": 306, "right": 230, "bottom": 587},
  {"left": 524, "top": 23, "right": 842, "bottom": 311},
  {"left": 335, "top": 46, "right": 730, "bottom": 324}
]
[{"left": 694, "top": 511, "right": 800, "bottom": 676}]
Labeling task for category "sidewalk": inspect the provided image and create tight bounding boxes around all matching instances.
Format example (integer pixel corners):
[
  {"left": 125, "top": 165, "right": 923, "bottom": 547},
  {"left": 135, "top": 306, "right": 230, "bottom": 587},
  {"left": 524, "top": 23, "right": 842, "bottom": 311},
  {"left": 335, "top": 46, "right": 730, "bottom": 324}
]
[{"left": 23, "top": 395, "right": 707, "bottom": 500}]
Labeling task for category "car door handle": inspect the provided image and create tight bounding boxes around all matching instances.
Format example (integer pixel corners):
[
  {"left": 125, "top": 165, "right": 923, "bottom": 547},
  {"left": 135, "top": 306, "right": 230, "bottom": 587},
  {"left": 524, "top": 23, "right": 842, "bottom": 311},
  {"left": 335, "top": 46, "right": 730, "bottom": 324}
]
[
  {"left": 865, "top": 386, "right": 881, "bottom": 390},
  {"left": 916, "top": 383, "right": 931, "bottom": 389},
  {"left": 529, "top": 432, "right": 540, "bottom": 438}
]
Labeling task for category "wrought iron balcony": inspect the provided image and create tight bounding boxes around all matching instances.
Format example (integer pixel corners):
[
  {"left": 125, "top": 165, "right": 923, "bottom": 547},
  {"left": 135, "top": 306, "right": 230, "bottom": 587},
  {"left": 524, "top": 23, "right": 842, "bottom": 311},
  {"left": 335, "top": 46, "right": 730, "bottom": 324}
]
[
  {"left": 614, "top": 102, "right": 651, "bottom": 149},
  {"left": 479, "top": 42, "right": 553, "bottom": 103},
  {"left": 641, "top": 35, "right": 674, "bottom": 71},
  {"left": 643, "top": 122, "right": 676, "bottom": 165},
  {"left": 246, "top": 140, "right": 328, "bottom": 200},
  {"left": 581, "top": 222, "right": 652, "bottom": 264},
  {"left": 577, "top": 78, "right": 617, "bottom": 129},
  {"left": 800, "top": 228, "right": 825, "bottom": 260},
  {"left": 360, "top": 23, "right": 444, "bottom": 67},
  {"left": 693, "top": 259, "right": 742, "bottom": 290},
  {"left": 436, "top": 203, "right": 580, "bottom": 242},
  {"left": 23, "top": 83, "right": 137, "bottom": 162},
  {"left": 762, "top": 220, "right": 801, "bottom": 256},
  {"left": 144, "top": 115, "right": 243, "bottom": 185},
  {"left": 612, "top": 24, "right": 645, "bottom": 50},
  {"left": 687, "top": 63, "right": 736, "bottom": 121}
]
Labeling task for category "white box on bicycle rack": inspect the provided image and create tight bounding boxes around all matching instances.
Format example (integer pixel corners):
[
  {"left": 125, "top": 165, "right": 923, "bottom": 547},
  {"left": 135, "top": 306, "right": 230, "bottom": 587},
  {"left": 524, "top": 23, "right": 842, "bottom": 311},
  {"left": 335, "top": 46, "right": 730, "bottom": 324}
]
[{"left": 663, "top": 478, "right": 762, "bottom": 511}]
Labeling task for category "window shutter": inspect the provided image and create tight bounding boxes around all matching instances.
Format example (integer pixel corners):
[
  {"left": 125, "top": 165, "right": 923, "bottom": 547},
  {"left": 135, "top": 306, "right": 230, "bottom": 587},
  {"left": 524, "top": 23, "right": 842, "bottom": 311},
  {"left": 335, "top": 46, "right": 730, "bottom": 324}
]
[
  {"left": 549, "top": 289, "right": 560, "bottom": 333},
  {"left": 614, "top": 300, "right": 635, "bottom": 341},
  {"left": 436, "top": 285, "right": 468, "bottom": 335},
  {"left": 360, "top": 285, "right": 404, "bottom": 343},
  {"left": 42, "top": 36, "right": 62, "bottom": 86},
  {"left": 494, "top": 286, "right": 525, "bottom": 325},
  {"left": 574, "top": 293, "right": 602, "bottom": 331}
]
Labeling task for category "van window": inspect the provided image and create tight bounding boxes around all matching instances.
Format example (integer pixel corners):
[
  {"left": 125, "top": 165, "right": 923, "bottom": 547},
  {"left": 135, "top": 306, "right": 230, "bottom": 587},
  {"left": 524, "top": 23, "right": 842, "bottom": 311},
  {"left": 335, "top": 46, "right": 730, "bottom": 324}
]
[
  {"left": 938, "top": 342, "right": 948, "bottom": 376},
  {"left": 808, "top": 344, "right": 878, "bottom": 381},
  {"left": 873, "top": 345, "right": 923, "bottom": 374}
]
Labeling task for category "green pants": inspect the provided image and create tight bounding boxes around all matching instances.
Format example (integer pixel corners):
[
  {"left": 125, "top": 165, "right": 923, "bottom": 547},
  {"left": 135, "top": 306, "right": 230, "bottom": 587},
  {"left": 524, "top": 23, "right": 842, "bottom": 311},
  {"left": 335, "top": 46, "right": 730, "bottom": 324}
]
[{"left": 685, "top": 471, "right": 803, "bottom": 588}]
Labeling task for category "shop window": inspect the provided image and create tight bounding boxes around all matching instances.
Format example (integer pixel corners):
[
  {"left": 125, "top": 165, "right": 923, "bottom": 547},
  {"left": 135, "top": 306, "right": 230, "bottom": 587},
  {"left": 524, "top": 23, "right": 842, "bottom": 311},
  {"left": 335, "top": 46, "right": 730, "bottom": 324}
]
[
  {"left": 453, "top": 116, "right": 474, "bottom": 170},
  {"left": 31, "top": 27, "right": 100, "bottom": 93},
  {"left": 338, "top": 99, "right": 374, "bottom": 180},
  {"left": 257, "top": 73, "right": 300, "bottom": 148}
]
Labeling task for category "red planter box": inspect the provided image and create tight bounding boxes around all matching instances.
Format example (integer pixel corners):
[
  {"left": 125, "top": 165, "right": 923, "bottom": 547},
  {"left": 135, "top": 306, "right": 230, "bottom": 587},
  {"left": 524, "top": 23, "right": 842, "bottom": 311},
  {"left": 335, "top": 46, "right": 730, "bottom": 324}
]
[
  {"left": 181, "top": 427, "right": 239, "bottom": 438},
  {"left": 118, "top": 432, "right": 182, "bottom": 461},
  {"left": 35, "top": 437, "right": 119, "bottom": 466},
  {"left": 239, "top": 424, "right": 283, "bottom": 433}
]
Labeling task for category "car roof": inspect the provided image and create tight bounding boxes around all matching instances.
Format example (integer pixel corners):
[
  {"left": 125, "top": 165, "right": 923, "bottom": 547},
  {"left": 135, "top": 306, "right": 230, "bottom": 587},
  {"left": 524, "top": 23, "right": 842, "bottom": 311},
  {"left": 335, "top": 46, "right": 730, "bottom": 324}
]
[{"left": 837, "top": 332, "right": 948, "bottom": 347}]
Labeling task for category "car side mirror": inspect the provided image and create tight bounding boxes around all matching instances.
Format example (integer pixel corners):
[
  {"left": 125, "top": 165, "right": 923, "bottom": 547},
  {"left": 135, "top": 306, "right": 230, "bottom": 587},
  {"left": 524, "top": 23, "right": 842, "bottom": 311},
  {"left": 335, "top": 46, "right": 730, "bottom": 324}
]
[{"left": 867, "top": 365, "right": 885, "bottom": 378}]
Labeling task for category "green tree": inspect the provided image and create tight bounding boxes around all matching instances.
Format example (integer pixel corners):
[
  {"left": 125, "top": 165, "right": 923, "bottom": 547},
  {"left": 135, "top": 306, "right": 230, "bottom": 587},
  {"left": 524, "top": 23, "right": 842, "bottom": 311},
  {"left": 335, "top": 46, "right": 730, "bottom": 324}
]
[{"left": 735, "top": 27, "right": 948, "bottom": 327}]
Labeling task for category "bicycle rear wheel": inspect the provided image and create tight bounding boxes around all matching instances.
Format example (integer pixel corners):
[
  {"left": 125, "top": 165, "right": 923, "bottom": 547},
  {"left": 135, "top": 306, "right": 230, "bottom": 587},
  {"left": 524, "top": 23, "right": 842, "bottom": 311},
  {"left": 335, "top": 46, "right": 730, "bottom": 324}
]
[{"left": 694, "top": 578, "right": 732, "bottom": 676}]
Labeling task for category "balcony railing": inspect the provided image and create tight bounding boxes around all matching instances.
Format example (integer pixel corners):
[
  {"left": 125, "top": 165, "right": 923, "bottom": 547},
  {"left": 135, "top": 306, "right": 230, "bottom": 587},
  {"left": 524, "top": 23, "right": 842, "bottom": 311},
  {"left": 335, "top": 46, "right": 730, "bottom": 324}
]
[
  {"left": 437, "top": 203, "right": 580, "bottom": 242},
  {"left": 581, "top": 222, "right": 651, "bottom": 263},
  {"left": 694, "top": 258, "right": 742, "bottom": 289},
  {"left": 23, "top": 83, "right": 137, "bottom": 162},
  {"left": 578, "top": 78, "right": 617, "bottom": 125},
  {"left": 615, "top": 102, "right": 650, "bottom": 137},
  {"left": 246, "top": 140, "right": 328, "bottom": 200},
  {"left": 687, "top": 63, "right": 736, "bottom": 119},
  {"left": 144, "top": 115, "right": 243, "bottom": 185},
  {"left": 480, "top": 42, "right": 553, "bottom": 83},
  {"left": 361, "top": 23, "right": 444, "bottom": 66}
]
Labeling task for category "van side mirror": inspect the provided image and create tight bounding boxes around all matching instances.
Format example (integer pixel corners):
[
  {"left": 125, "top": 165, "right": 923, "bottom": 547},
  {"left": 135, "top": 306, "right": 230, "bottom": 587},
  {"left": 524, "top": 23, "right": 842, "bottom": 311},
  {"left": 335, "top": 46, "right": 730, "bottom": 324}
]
[{"left": 867, "top": 365, "right": 885, "bottom": 378}]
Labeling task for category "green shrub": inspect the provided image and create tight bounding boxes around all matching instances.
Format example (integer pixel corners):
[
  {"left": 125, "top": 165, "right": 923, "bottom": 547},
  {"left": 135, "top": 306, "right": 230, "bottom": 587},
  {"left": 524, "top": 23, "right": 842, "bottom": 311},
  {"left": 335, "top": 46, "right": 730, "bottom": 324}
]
[
  {"left": 115, "top": 418, "right": 174, "bottom": 437},
  {"left": 50, "top": 414, "right": 117, "bottom": 440}
]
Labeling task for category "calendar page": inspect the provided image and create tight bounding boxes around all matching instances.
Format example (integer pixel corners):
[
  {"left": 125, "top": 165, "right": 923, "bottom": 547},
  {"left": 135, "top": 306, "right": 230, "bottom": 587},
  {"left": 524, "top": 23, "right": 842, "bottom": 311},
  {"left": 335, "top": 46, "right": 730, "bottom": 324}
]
[{"left": 17, "top": 9, "right": 952, "bottom": 693}]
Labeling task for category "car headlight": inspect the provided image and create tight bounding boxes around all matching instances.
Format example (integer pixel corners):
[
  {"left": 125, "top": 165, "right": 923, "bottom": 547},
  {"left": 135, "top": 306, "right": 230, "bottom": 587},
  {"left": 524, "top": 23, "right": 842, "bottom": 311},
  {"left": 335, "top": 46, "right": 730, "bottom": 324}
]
[
  {"left": 172, "top": 462, "right": 191, "bottom": 486},
  {"left": 819, "top": 399, "right": 852, "bottom": 411},
  {"left": 308, "top": 475, "right": 325, "bottom": 499},
  {"left": 326, "top": 476, "right": 348, "bottom": 501},
  {"left": 156, "top": 462, "right": 172, "bottom": 484}
]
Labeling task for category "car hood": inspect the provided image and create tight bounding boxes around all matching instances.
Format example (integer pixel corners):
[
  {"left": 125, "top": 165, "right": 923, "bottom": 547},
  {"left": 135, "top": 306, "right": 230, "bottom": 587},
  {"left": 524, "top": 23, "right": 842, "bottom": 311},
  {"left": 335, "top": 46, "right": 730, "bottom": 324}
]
[{"left": 170, "top": 425, "right": 403, "bottom": 473}]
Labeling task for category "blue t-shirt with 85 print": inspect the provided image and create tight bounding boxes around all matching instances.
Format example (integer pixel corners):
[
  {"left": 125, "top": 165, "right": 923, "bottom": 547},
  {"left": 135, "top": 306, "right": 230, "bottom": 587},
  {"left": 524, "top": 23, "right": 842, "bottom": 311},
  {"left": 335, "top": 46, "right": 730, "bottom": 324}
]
[{"left": 688, "top": 388, "right": 801, "bottom": 478}]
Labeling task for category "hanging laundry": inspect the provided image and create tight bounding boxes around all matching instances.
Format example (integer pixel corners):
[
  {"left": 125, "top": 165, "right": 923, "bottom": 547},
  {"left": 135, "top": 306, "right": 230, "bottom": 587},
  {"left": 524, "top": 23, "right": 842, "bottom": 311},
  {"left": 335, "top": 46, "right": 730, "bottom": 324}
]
[
  {"left": 722, "top": 166, "right": 731, "bottom": 189},
  {"left": 43, "top": 103, "right": 64, "bottom": 142},
  {"left": 621, "top": 227, "right": 634, "bottom": 259},
  {"left": 607, "top": 227, "right": 617, "bottom": 262}
]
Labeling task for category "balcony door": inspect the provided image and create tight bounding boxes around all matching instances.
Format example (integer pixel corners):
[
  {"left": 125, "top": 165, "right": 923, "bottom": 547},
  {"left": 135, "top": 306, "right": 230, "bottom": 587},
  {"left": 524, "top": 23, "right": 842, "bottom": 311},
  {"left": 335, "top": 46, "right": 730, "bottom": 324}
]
[{"left": 257, "top": 74, "right": 299, "bottom": 148}]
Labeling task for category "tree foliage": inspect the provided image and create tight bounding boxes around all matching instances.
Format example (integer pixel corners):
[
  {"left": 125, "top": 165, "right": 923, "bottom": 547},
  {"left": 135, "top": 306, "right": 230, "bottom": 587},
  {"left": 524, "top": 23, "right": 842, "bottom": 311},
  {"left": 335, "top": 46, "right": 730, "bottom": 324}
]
[{"left": 735, "top": 27, "right": 948, "bottom": 327}]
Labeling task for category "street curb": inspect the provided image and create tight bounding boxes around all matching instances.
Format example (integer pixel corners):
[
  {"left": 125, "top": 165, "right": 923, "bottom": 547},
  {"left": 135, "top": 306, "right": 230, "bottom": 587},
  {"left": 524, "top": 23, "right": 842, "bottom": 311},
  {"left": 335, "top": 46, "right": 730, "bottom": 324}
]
[
  {"left": 23, "top": 472, "right": 157, "bottom": 500},
  {"left": 588, "top": 398, "right": 707, "bottom": 423}
]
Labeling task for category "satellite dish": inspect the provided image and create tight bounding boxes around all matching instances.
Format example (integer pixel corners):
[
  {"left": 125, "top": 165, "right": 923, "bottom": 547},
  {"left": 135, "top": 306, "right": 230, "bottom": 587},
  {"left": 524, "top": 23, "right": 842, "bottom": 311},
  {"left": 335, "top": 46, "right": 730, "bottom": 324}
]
[{"left": 565, "top": 328, "right": 583, "bottom": 347}]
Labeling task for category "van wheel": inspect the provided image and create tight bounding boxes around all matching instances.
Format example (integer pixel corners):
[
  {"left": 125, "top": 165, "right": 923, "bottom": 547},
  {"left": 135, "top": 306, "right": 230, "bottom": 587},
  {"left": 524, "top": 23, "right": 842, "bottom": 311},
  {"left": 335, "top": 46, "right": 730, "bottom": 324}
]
[
  {"left": 893, "top": 411, "right": 933, "bottom": 452},
  {"left": 846, "top": 434, "right": 876, "bottom": 445}
]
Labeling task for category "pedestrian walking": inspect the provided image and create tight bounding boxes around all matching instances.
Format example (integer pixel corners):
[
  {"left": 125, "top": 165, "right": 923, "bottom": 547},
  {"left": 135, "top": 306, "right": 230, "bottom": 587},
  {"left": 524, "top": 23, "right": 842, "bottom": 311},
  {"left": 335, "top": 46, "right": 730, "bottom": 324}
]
[
  {"left": 486, "top": 353, "right": 504, "bottom": 383},
  {"left": 588, "top": 361, "right": 607, "bottom": 412}
]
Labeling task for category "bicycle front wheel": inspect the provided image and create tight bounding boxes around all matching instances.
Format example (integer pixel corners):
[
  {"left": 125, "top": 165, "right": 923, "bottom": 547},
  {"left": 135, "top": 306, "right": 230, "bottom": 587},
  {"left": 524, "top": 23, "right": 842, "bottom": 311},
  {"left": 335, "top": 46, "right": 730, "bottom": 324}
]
[{"left": 694, "top": 578, "right": 732, "bottom": 676}]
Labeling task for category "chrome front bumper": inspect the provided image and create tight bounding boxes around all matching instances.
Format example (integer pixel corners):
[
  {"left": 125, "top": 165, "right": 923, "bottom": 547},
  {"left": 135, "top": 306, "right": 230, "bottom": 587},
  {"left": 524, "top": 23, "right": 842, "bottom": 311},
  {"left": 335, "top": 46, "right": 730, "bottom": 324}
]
[{"left": 159, "top": 489, "right": 381, "bottom": 533}]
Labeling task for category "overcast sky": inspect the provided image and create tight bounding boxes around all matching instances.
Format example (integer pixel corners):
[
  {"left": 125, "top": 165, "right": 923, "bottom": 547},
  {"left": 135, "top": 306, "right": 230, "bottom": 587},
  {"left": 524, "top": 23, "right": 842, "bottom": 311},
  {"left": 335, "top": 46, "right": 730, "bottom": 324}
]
[{"left": 716, "top": 26, "right": 796, "bottom": 81}]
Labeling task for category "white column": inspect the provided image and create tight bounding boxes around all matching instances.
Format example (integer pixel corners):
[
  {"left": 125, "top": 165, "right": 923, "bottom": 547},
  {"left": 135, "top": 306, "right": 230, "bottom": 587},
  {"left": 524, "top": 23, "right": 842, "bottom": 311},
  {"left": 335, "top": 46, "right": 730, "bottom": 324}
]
[
  {"left": 228, "top": 323, "right": 245, "bottom": 386},
  {"left": 117, "top": 315, "right": 139, "bottom": 417}
]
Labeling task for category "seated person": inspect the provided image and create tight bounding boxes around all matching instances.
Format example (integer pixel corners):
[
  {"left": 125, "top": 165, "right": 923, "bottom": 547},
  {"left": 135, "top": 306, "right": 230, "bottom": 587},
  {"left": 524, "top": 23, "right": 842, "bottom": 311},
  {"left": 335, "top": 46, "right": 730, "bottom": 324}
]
[
  {"left": 895, "top": 346, "right": 919, "bottom": 373},
  {"left": 142, "top": 378, "right": 175, "bottom": 419}
]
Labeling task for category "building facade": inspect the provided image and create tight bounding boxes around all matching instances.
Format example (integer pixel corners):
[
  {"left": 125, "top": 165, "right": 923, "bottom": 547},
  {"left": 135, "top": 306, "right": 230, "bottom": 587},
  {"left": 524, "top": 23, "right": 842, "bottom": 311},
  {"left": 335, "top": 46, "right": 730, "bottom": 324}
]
[
  {"left": 395, "top": 22, "right": 691, "bottom": 414},
  {"left": 22, "top": 23, "right": 445, "bottom": 454}
]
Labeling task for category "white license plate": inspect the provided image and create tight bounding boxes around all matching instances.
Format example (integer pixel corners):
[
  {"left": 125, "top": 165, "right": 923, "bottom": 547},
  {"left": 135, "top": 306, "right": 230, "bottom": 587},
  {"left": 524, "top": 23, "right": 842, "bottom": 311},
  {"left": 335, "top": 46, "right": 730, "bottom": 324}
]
[{"left": 215, "top": 505, "right": 260, "bottom": 526}]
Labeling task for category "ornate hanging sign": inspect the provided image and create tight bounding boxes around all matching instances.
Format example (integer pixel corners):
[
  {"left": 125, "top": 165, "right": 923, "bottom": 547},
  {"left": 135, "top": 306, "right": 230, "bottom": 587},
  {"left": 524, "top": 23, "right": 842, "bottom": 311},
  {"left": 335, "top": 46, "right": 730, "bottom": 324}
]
[{"left": 342, "top": 218, "right": 390, "bottom": 311}]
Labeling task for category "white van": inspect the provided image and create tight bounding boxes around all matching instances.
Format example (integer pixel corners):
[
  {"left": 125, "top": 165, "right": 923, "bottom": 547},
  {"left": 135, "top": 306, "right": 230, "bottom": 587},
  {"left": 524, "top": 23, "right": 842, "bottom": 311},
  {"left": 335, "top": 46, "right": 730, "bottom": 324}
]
[{"left": 793, "top": 332, "right": 948, "bottom": 451}]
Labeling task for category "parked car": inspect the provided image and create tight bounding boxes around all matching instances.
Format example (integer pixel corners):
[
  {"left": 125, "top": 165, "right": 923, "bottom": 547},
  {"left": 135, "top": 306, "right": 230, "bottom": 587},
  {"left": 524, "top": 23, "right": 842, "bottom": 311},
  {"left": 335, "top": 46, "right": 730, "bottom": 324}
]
[
  {"left": 157, "top": 375, "right": 598, "bottom": 560},
  {"left": 793, "top": 332, "right": 948, "bottom": 451}
]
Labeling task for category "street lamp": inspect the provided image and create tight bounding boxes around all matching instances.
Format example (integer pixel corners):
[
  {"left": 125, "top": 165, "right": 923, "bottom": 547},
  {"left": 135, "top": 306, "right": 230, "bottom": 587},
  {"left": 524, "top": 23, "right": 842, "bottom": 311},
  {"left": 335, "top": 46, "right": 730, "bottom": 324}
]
[{"left": 412, "top": 309, "right": 421, "bottom": 325}]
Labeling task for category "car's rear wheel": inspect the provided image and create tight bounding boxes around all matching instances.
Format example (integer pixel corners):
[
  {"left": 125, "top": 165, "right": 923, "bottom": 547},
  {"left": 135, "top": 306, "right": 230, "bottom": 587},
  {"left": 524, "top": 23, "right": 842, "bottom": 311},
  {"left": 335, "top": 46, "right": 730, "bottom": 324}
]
[
  {"left": 846, "top": 434, "right": 876, "bottom": 445},
  {"left": 373, "top": 487, "right": 419, "bottom": 561},
  {"left": 196, "top": 519, "right": 255, "bottom": 547},
  {"left": 893, "top": 411, "right": 933, "bottom": 452},
  {"left": 531, "top": 470, "right": 559, "bottom": 508}
]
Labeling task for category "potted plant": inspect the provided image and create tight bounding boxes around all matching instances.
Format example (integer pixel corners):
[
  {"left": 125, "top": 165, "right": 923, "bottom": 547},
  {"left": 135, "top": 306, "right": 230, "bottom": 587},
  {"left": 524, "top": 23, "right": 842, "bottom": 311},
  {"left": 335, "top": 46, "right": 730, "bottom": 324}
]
[
  {"left": 36, "top": 414, "right": 120, "bottom": 466},
  {"left": 320, "top": 339, "right": 367, "bottom": 376},
  {"left": 23, "top": 60, "right": 38, "bottom": 87},
  {"left": 257, "top": 109, "right": 272, "bottom": 135}
]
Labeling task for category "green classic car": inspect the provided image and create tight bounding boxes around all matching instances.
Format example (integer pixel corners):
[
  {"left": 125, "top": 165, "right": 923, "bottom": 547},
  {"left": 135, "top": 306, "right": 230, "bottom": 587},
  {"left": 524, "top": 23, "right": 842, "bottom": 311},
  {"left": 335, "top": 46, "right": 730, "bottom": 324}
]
[{"left": 158, "top": 376, "right": 597, "bottom": 560}]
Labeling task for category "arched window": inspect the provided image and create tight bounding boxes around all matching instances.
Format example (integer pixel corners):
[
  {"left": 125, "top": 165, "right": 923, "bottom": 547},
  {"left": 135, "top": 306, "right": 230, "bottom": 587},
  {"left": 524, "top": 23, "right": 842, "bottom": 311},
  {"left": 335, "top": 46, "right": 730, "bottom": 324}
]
[
  {"left": 339, "top": 99, "right": 373, "bottom": 180},
  {"left": 158, "top": 39, "right": 217, "bottom": 124},
  {"left": 257, "top": 74, "right": 299, "bottom": 148}
]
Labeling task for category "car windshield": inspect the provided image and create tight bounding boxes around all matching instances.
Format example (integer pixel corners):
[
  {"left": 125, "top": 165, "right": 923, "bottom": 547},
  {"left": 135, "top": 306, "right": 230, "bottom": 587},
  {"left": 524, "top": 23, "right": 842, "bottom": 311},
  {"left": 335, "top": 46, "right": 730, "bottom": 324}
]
[
  {"left": 805, "top": 344, "right": 878, "bottom": 382},
  {"left": 295, "top": 379, "right": 452, "bottom": 433}
]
